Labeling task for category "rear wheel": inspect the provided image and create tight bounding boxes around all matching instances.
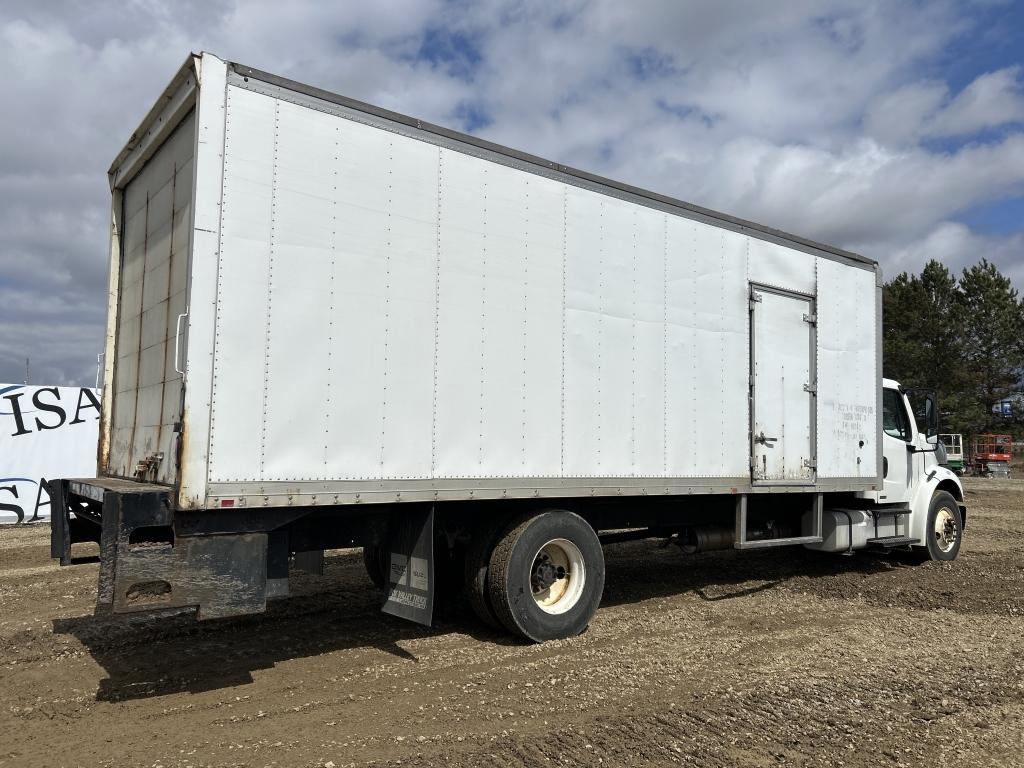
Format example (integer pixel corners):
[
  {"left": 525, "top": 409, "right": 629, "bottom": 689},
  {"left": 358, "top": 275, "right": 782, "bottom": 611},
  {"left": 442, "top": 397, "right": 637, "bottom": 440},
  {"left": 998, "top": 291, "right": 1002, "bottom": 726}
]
[
  {"left": 487, "top": 510, "right": 604, "bottom": 642},
  {"left": 463, "top": 517, "right": 508, "bottom": 631},
  {"left": 362, "top": 544, "right": 389, "bottom": 590}
]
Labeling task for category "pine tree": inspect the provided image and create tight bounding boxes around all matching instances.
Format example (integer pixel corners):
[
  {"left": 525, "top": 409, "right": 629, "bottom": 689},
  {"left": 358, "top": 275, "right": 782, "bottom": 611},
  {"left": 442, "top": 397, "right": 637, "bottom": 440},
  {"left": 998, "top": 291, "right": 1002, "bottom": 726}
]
[
  {"left": 883, "top": 259, "right": 1024, "bottom": 436},
  {"left": 959, "top": 259, "right": 1024, "bottom": 431}
]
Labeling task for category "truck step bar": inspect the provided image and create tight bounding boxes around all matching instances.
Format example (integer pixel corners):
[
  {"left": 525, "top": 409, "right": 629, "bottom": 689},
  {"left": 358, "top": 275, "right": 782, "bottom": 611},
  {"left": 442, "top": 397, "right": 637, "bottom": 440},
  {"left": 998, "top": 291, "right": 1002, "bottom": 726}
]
[
  {"left": 870, "top": 504, "right": 911, "bottom": 542},
  {"left": 865, "top": 535, "right": 918, "bottom": 548}
]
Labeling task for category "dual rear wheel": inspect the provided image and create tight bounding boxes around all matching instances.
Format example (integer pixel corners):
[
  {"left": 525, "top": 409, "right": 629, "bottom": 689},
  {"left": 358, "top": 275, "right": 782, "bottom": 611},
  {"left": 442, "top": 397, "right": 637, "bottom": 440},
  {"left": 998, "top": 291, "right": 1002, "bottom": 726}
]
[
  {"left": 364, "top": 509, "right": 605, "bottom": 642},
  {"left": 466, "top": 509, "right": 605, "bottom": 642}
]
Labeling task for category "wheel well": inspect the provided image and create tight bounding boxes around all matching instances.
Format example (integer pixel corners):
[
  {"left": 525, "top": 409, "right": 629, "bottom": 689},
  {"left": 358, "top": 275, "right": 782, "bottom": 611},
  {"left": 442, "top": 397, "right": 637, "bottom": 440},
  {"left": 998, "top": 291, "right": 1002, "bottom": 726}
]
[{"left": 936, "top": 478, "right": 966, "bottom": 527}]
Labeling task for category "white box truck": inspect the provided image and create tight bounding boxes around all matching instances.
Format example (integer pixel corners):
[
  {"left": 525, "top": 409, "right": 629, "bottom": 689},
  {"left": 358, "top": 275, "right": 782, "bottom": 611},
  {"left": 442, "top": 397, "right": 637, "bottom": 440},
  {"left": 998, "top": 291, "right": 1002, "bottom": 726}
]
[{"left": 52, "top": 53, "right": 966, "bottom": 641}]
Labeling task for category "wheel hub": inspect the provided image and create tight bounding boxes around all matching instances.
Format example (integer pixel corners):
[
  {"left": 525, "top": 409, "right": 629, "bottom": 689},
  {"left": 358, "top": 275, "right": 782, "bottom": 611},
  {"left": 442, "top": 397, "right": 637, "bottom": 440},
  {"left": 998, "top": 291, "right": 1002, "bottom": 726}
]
[
  {"left": 531, "top": 554, "right": 565, "bottom": 592},
  {"left": 934, "top": 507, "right": 958, "bottom": 553},
  {"left": 529, "top": 539, "right": 586, "bottom": 614}
]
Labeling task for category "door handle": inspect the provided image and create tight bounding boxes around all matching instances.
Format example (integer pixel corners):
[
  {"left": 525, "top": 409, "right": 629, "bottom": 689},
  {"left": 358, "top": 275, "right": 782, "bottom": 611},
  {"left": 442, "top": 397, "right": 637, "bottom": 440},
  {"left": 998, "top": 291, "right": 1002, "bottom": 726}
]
[
  {"left": 174, "top": 311, "right": 188, "bottom": 377},
  {"left": 754, "top": 431, "right": 778, "bottom": 446}
]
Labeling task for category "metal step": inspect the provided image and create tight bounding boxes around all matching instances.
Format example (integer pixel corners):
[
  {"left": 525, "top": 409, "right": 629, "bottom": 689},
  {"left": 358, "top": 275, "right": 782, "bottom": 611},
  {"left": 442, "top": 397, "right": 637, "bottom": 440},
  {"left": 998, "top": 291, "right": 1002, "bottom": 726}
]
[
  {"left": 866, "top": 535, "right": 917, "bottom": 548},
  {"left": 870, "top": 505, "right": 911, "bottom": 517}
]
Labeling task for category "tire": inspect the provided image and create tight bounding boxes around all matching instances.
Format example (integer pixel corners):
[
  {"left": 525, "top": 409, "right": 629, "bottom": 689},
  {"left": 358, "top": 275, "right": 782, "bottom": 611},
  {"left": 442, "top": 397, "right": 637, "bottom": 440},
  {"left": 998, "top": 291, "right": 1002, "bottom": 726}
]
[
  {"left": 916, "top": 490, "right": 963, "bottom": 562},
  {"left": 362, "top": 544, "right": 389, "bottom": 590},
  {"left": 463, "top": 516, "right": 509, "bottom": 631},
  {"left": 487, "top": 510, "right": 605, "bottom": 642}
]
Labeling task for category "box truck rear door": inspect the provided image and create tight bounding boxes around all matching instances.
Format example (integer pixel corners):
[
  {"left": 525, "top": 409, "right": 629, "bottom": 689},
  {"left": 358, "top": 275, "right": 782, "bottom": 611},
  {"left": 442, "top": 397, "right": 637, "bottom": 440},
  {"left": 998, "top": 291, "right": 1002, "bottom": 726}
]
[
  {"left": 108, "top": 110, "right": 196, "bottom": 484},
  {"left": 750, "top": 287, "right": 815, "bottom": 484}
]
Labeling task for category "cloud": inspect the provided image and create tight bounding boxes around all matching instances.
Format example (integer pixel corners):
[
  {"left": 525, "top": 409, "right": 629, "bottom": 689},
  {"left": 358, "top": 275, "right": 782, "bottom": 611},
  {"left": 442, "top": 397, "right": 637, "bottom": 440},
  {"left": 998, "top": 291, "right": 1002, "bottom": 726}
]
[
  {"left": 933, "top": 66, "right": 1024, "bottom": 136},
  {"left": 0, "top": 0, "right": 1022, "bottom": 385},
  {"left": 889, "top": 221, "right": 1024, "bottom": 285},
  {"left": 865, "top": 66, "right": 1024, "bottom": 144}
]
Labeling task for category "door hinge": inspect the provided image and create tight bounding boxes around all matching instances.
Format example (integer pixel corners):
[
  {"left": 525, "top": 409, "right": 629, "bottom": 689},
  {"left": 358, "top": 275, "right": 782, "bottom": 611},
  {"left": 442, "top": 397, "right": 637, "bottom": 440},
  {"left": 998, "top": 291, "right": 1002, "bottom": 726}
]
[
  {"left": 750, "top": 291, "right": 763, "bottom": 305},
  {"left": 803, "top": 458, "right": 817, "bottom": 470},
  {"left": 803, "top": 382, "right": 817, "bottom": 394},
  {"left": 803, "top": 313, "right": 817, "bottom": 324}
]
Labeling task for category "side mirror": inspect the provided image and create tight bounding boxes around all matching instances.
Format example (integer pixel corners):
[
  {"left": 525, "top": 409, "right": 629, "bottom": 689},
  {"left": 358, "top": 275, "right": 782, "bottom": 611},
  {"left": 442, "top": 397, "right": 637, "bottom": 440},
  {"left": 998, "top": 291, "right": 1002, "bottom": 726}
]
[
  {"left": 905, "top": 388, "right": 940, "bottom": 441},
  {"left": 925, "top": 392, "right": 939, "bottom": 441}
]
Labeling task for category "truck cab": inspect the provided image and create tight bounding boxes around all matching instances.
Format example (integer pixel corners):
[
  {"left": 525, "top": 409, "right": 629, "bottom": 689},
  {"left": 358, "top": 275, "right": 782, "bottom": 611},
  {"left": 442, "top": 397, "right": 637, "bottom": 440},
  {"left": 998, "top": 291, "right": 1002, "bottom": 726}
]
[{"left": 869, "top": 379, "right": 965, "bottom": 557}]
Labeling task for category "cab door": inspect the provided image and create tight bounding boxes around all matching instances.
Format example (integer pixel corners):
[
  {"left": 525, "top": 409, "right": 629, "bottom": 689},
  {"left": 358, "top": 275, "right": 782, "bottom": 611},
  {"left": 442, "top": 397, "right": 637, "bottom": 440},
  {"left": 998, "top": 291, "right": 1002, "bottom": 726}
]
[{"left": 881, "top": 386, "right": 913, "bottom": 503}]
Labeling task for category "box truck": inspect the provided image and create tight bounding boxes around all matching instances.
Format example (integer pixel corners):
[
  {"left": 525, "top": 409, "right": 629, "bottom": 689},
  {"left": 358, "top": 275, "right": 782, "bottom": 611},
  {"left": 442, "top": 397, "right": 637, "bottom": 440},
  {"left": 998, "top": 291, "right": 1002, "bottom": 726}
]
[{"left": 51, "top": 53, "right": 965, "bottom": 641}]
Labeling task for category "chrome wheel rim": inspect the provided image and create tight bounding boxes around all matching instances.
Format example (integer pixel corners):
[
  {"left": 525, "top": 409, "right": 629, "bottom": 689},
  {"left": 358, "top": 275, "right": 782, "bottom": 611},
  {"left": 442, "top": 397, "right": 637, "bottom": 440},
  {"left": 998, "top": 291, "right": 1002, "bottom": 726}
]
[
  {"left": 934, "top": 507, "right": 958, "bottom": 553},
  {"left": 530, "top": 539, "right": 585, "bottom": 615}
]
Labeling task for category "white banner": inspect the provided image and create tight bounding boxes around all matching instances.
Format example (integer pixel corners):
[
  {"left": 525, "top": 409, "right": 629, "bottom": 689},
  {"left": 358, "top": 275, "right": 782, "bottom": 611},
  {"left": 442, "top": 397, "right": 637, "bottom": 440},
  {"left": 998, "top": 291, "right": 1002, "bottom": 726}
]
[{"left": 0, "top": 383, "right": 100, "bottom": 524}]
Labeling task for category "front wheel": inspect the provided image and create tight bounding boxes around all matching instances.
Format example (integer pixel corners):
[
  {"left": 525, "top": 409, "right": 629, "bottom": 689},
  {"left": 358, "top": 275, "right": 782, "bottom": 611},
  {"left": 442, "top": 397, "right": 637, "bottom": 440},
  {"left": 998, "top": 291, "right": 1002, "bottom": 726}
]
[
  {"left": 916, "top": 490, "right": 963, "bottom": 562},
  {"left": 487, "top": 510, "right": 605, "bottom": 642}
]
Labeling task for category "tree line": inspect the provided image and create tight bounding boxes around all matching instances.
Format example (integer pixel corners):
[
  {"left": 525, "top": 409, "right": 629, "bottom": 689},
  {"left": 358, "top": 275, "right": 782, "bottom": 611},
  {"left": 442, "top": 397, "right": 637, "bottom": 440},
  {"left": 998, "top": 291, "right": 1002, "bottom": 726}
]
[{"left": 883, "top": 259, "right": 1023, "bottom": 438}]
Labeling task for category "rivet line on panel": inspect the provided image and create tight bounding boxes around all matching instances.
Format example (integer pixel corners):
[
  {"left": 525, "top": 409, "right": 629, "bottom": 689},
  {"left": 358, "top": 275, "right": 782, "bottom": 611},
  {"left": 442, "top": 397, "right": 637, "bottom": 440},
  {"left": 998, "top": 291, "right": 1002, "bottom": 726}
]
[
  {"left": 814, "top": 253, "right": 821, "bottom": 473},
  {"left": 662, "top": 212, "right": 668, "bottom": 476},
  {"left": 720, "top": 231, "right": 725, "bottom": 470},
  {"left": 596, "top": 199, "right": 604, "bottom": 465},
  {"left": 379, "top": 138, "right": 394, "bottom": 478},
  {"left": 560, "top": 185, "right": 567, "bottom": 476},
  {"left": 478, "top": 168, "right": 488, "bottom": 470},
  {"left": 260, "top": 100, "right": 280, "bottom": 479},
  {"left": 631, "top": 208, "right": 638, "bottom": 473},
  {"left": 690, "top": 224, "right": 697, "bottom": 469},
  {"left": 325, "top": 123, "right": 339, "bottom": 477},
  {"left": 745, "top": 236, "right": 750, "bottom": 459},
  {"left": 521, "top": 178, "right": 529, "bottom": 470},
  {"left": 432, "top": 146, "right": 442, "bottom": 476},
  {"left": 209, "top": 92, "right": 231, "bottom": 474}
]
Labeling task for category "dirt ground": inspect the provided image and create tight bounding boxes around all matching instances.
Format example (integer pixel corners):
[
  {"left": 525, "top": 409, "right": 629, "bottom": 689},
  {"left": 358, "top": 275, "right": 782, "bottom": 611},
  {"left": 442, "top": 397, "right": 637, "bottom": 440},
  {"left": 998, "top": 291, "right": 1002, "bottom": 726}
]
[{"left": 1, "top": 480, "right": 1022, "bottom": 768}]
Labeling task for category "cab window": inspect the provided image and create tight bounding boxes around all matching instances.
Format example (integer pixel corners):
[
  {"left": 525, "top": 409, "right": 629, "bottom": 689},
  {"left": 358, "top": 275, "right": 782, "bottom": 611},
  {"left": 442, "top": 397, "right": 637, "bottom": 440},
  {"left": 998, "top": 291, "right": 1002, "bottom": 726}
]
[{"left": 882, "top": 388, "right": 912, "bottom": 441}]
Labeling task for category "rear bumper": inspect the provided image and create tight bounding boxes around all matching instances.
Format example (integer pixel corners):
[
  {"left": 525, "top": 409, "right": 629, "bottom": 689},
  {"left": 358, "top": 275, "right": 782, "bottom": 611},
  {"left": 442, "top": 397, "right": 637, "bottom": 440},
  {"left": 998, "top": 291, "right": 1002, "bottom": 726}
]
[{"left": 51, "top": 477, "right": 270, "bottom": 620}]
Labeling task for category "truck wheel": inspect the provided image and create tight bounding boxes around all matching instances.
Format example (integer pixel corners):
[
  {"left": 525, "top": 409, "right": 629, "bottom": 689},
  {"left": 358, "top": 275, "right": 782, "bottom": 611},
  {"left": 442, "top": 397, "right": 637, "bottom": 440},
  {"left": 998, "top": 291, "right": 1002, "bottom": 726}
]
[
  {"left": 917, "top": 491, "right": 963, "bottom": 562},
  {"left": 487, "top": 510, "right": 604, "bottom": 642},
  {"left": 463, "top": 517, "right": 508, "bottom": 631},
  {"left": 363, "top": 545, "right": 389, "bottom": 590}
]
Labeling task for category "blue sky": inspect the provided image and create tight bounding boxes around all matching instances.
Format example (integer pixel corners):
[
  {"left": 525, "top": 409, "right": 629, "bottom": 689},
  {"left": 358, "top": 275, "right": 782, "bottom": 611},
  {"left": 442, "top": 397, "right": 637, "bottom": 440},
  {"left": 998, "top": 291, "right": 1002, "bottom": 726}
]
[{"left": 1, "top": 0, "right": 1023, "bottom": 386}]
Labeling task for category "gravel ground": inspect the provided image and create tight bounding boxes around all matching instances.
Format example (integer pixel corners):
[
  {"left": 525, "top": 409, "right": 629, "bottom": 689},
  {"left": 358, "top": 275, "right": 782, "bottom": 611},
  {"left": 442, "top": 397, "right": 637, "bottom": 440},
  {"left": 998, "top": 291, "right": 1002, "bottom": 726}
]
[{"left": 1, "top": 478, "right": 1022, "bottom": 767}]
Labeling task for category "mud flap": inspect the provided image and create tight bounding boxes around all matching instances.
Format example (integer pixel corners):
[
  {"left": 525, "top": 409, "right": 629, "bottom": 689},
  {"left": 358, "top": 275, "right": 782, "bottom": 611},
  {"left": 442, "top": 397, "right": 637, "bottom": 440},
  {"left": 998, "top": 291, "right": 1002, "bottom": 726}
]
[{"left": 381, "top": 506, "right": 434, "bottom": 626}]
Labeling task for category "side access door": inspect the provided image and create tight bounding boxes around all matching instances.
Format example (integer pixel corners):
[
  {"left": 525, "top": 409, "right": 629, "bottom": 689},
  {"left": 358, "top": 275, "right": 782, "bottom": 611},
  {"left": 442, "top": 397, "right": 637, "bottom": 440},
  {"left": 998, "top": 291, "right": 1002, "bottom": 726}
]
[{"left": 749, "top": 286, "right": 816, "bottom": 485}]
